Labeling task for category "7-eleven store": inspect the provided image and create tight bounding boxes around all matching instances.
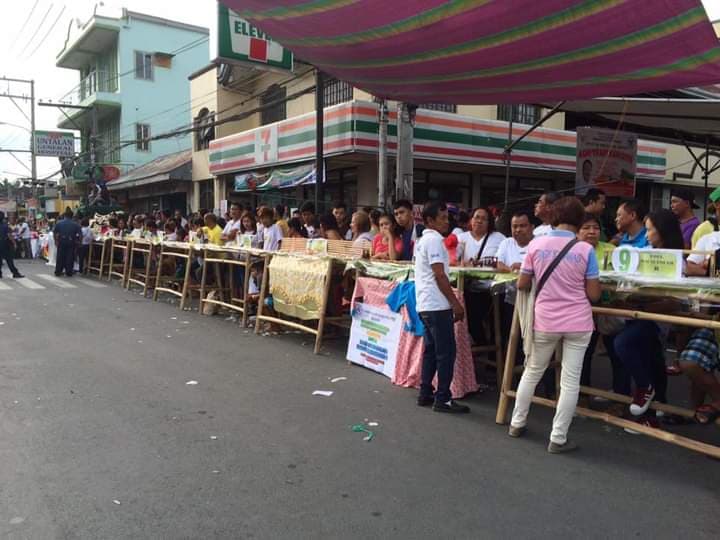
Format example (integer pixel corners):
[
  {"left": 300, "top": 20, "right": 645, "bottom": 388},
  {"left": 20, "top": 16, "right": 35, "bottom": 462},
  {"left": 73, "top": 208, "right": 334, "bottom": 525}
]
[{"left": 208, "top": 100, "right": 667, "bottom": 213}]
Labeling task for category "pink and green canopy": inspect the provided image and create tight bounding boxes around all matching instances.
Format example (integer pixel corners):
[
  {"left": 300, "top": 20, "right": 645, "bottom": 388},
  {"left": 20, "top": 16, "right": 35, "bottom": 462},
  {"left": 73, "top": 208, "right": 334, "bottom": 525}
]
[{"left": 222, "top": 0, "right": 720, "bottom": 104}]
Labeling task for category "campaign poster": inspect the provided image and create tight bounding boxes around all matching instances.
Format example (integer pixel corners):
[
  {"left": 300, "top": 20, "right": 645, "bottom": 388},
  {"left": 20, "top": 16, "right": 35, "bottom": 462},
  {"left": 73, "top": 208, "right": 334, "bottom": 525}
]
[{"left": 576, "top": 127, "right": 637, "bottom": 197}]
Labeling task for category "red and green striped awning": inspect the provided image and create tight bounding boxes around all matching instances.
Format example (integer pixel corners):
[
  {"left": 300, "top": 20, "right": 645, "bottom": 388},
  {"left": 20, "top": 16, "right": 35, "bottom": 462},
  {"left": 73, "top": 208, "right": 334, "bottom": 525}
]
[{"left": 222, "top": 0, "right": 720, "bottom": 104}]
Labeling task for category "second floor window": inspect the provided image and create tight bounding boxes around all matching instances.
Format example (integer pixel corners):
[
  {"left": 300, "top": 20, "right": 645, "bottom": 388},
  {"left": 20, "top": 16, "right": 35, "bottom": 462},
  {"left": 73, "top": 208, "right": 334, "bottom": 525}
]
[
  {"left": 261, "top": 84, "right": 286, "bottom": 125},
  {"left": 497, "top": 104, "right": 540, "bottom": 125},
  {"left": 135, "top": 51, "right": 153, "bottom": 80},
  {"left": 136, "top": 123, "right": 150, "bottom": 152},
  {"left": 324, "top": 77, "right": 353, "bottom": 107}
]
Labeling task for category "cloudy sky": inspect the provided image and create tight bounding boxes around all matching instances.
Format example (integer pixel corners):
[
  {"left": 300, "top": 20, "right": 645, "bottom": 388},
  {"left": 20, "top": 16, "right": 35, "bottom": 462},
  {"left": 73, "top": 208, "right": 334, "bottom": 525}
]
[{"left": 1, "top": 0, "right": 720, "bottom": 182}]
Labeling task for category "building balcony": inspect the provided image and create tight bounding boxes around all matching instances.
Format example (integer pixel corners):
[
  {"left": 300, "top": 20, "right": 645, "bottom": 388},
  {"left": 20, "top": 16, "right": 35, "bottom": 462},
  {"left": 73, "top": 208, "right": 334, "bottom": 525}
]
[
  {"left": 57, "top": 70, "right": 121, "bottom": 130},
  {"left": 56, "top": 18, "right": 120, "bottom": 70}
]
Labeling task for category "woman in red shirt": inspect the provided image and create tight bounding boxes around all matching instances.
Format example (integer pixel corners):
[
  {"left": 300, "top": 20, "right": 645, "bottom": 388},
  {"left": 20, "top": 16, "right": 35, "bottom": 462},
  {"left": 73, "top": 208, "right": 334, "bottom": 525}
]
[{"left": 372, "top": 213, "right": 403, "bottom": 260}]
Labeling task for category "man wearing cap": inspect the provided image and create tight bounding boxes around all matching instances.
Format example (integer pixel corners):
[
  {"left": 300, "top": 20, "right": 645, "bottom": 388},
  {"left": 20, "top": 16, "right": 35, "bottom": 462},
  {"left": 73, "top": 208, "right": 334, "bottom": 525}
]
[
  {"left": 670, "top": 188, "right": 700, "bottom": 249},
  {"left": 691, "top": 187, "right": 720, "bottom": 248}
]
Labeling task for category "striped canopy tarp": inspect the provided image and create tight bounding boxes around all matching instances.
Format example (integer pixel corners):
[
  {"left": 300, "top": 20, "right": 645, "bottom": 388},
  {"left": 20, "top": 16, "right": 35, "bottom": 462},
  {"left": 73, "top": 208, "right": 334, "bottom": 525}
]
[{"left": 222, "top": 0, "right": 720, "bottom": 104}]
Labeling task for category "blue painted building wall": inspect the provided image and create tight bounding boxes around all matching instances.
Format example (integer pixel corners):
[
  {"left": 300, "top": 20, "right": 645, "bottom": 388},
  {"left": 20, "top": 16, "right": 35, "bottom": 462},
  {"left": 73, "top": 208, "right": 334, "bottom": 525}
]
[{"left": 115, "top": 14, "right": 209, "bottom": 168}]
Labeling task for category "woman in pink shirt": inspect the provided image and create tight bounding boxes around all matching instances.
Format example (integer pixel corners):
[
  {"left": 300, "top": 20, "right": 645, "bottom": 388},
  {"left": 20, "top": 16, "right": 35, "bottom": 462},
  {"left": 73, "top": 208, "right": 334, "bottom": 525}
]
[
  {"left": 509, "top": 197, "right": 601, "bottom": 453},
  {"left": 372, "top": 213, "right": 403, "bottom": 260}
]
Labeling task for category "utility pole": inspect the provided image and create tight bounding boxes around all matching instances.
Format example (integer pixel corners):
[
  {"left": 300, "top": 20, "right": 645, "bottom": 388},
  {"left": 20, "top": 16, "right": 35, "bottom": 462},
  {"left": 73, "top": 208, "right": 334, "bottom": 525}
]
[
  {"left": 377, "top": 99, "right": 389, "bottom": 209},
  {"left": 395, "top": 102, "right": 415, "bottom": 203},
  {"left": 30, "top": 80, "right": 37, "bottom": 197},
  {"left": 0, "top": 77, "right": 36, "bottom": 197}
]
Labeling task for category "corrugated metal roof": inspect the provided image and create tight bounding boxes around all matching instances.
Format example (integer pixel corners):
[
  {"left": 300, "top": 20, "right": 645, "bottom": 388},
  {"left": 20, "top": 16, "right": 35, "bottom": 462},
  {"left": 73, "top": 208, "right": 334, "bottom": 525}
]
[{"left": 108, "top": 150, "right": 192, "bottom": 190}]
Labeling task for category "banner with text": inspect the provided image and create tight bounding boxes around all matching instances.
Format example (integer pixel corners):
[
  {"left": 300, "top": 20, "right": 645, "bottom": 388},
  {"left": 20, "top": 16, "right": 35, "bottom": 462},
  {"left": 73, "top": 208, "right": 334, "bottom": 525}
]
[
  {"left": 347, "top": 303, "right": 403, "bottom": 378},
  {"left": 34, "top": 130, "right": 75, "bottom": 158},
  {"left": 576, "top": 127, "right": 637, "bottom": 197}
]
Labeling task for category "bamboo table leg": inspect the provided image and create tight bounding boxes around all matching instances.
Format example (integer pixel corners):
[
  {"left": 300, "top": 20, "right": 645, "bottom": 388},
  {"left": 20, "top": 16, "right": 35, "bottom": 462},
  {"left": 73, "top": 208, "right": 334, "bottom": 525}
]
[
  {"left": 313, "top": 258, "right": 335, "bottom": 354},
  {"left": 179, "top": 250, "right": 192, "bottom": 311},
  {"left": 152, "top": 250, "right": 164, "bottom": 302},
  {"left": 142, "top": 246, "right": 153, "bottom": 297},
  {"left": 241, "top": 254, "right": 251, "bottom": 328},
  {"left": 199, "top": 250, "right": 209, "bottom": 314},
  {"left": 496, "top": 304, "right": 520, "bottom": 425},
  {"left": 255, "top": 254, "right": 271, "bottom": 335},
  {"left": 492, "top": 294, "right": 504, "bottom": 389}
]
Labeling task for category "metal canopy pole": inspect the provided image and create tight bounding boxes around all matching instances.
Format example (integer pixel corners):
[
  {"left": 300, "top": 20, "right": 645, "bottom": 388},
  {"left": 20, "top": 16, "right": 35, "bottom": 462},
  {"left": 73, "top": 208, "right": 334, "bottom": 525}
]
[
  {"left": 377, "top": 99, "right": 389, "bottom": 209},
  {"left": 503, "top": 102, "right": 565, "bottom": 211},
  {"left": 503, "top": 108, "right": 514, "bottom": 211},
  {"left": 681, "top": 138, "right": 714, "bottom": 221},
  {"left": 314, "top": 70, "right": 325, "bottom": 212},
  {"left": 704, "top": 136, "right": 710, "bottom": 221}
]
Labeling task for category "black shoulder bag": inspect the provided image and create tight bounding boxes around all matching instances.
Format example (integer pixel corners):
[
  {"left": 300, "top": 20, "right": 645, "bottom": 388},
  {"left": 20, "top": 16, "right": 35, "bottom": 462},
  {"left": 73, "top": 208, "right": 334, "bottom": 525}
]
[{"left": 536, "top": 239, "right": 579, "bottom": 296}]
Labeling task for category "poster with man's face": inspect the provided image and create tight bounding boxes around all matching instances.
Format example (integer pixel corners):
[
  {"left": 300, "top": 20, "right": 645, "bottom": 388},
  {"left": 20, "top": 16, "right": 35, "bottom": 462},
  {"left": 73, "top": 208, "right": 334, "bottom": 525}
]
[{"left": 576, "top": 127, "right": 637, "bottom": 197}]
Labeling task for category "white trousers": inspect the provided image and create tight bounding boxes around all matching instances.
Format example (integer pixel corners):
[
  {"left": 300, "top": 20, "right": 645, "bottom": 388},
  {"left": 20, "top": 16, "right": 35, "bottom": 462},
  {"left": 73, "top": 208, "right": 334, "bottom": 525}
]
[{"left": 510, "top": 331, "right": 592, "bottom": 445}]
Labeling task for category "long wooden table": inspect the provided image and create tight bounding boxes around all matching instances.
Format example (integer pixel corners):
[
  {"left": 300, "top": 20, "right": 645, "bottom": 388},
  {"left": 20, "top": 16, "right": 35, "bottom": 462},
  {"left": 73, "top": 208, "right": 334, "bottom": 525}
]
[{"left": 496, "top": 275, "right": 720, "bottom": 459}]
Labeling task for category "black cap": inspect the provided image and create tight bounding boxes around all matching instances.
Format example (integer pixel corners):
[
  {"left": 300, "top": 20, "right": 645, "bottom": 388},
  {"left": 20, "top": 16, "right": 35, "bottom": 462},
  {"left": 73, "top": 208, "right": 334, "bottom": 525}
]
[{"left": 671, "top": 188, "right": 700, "bottom": 209}]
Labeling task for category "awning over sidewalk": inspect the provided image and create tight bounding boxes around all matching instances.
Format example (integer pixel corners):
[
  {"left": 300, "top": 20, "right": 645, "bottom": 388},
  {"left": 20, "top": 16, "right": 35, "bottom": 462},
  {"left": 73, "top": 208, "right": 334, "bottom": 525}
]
[
  {"left": 224, "top": 0, "right": 720, "bottom": 104},
  {"left": 108, "top": 150, "right": 192, "bottom": 191},
  {"left": 210, "top": 100, "right": 667, "bottom": 179}
]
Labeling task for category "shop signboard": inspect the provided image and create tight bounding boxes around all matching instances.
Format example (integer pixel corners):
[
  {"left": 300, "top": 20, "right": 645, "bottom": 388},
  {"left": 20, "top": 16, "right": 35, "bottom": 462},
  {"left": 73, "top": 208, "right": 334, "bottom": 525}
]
[
  {"left": 33, "top": 130, "right": 75, "bottom": 157},
  {"left": 576, "top": 127, "right": 637, "bottom": 197},
  {"left": 217, "top": 4, "right": 293, "bottom": 72},
  {"left": 346, "top": 302, "right": 403, "bottom": 378}
]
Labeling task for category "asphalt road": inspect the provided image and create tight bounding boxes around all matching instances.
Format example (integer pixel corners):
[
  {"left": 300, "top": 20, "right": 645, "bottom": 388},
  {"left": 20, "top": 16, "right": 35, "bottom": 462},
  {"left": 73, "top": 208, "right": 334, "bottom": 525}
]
[{"left": 0, "top": 260, "right": 717, "bottom": 539}]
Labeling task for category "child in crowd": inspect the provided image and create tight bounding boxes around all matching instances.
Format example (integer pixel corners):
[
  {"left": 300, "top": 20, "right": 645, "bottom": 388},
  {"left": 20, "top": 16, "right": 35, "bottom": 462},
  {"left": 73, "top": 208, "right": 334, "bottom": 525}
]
[{"left": 259, "top": 207, "right": 283, "bottom": 251}]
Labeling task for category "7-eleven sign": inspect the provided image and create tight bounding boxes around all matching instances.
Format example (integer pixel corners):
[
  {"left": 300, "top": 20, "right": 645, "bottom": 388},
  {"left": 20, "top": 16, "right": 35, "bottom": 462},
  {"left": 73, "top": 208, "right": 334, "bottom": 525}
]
[
  {"left": 254, "top": 125, "right": 278, "bottom": 166},
  {"left": 219, "top": 5, "right": 294, "bottom": 72}
]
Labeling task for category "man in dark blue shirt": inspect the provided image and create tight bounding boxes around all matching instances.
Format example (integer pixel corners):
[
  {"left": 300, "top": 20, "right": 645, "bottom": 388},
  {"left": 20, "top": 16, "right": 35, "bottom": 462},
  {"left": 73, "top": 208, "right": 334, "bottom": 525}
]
[
  {"left": 0, "top": 211, "right": 24, "bottom": 278},
  {"left": 53, "top": 208, "right": 82, "bottom": 277}
]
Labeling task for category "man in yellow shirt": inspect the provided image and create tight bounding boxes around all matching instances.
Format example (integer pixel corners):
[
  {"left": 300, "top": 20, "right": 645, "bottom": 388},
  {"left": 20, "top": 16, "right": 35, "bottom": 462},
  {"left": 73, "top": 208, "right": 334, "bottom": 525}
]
[
  {"left": 202, "top": 213, "right": 224, "bottom": 246},
  {"left": 691, "top": 188, "right": 720, "bottom": 248}
]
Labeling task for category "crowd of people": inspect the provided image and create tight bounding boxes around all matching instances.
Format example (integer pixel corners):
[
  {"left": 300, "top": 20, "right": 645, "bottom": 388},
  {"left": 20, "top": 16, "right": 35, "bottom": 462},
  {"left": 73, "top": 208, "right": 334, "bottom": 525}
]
[
  {"left": 410, "top": 188, "right": 720, "bottom": 454},
  {"left": 4, "top": 185, "right": 720, "bottom": 451}
]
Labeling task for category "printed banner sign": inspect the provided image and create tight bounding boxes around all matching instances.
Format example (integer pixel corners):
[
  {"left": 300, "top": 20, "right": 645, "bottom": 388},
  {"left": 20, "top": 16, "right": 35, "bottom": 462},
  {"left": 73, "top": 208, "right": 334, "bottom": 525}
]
[
  {"left": 306, "top": 238, "right": 328, "bottom": 255},
  {"left": 238, "top": 234, "right": 255, "bottom": 249},
  {"left": 611, "top": 247, "right": 683, "bottom": 280},
  {"left": 346, "top": 302, "right": 403, "bottom": 378},
  {"left": 234, "top": 164, "right": 316, "bottom": 192},
  {"left": 34, "top": 130, "right": 75, "bottom": 157},
  {"left": 576, "top": 127, "right": 637, "bottom": 197},
  {"left": 218, "top": 4, "right": 294, "bottom": 72}
]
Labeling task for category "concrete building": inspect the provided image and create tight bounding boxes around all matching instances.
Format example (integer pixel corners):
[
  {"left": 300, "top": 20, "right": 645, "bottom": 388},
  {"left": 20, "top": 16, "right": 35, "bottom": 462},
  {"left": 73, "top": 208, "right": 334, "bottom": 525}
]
[
  {"left": 190, "top": 46, "right": 720, "bottom": 219},
  {"left": 55, "top": 9, "right": 209, "bottom": 212}
]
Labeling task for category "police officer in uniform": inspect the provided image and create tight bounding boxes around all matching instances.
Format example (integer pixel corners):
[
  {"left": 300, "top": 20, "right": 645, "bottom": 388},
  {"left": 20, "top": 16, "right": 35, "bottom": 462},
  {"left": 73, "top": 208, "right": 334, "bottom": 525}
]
[
  {"left": 53, "top": 208, "right": 82, "bottom": 277},
  {"left": 0, "top": 211, "right": 24, "bottom": 279}
]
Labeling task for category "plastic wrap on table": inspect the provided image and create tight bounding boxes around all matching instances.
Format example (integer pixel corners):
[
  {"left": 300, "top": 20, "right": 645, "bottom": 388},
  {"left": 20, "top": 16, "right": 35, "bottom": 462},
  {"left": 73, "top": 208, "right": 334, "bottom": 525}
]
[
  {"left": 345, "top": 260, "right": 413, "bottom": 281},
  {"left": 269, "top": 253, "right": 329, "bottom": 320}
]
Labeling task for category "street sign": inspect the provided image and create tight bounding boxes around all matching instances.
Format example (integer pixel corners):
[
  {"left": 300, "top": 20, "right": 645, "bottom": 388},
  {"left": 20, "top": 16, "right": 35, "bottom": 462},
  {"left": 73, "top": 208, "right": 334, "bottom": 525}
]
[
  {"left": 217, "top": 3, "right": 293, "bottom": 72},
  {"left": 33, "top": 130, "right": 75, "bottom": 157}
]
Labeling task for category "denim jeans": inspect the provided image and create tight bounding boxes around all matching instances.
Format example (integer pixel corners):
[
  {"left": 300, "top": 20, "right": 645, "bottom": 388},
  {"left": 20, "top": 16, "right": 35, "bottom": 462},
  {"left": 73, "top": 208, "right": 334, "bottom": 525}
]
[
  {"left": 614, "top": 320, "right": 666, "bottom": 397},
  {"left": 602, "top": 334, "right": 632, "bottom": 396},
  {"left": 419, "top": 309, "right": 456, "bottom": 404}
]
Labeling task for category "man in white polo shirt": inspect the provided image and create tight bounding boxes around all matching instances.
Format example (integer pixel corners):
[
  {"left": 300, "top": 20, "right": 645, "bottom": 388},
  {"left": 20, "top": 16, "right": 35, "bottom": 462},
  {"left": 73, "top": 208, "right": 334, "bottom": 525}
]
[
  {"left": 221, "top": 203, "right": 243, "bottom": 245},
  {"left": 414, "top": 201, "right": 470, "bottom": 414}
]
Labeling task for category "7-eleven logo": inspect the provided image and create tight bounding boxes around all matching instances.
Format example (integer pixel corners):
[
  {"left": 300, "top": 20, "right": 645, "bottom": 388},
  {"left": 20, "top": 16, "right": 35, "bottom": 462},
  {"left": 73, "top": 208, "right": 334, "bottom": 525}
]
[
  {"left": 229, "top": 13, "right": 286, "bottom": 65},
  {"left": 254, "top": 125, "right": 278, "bottom": 165}
]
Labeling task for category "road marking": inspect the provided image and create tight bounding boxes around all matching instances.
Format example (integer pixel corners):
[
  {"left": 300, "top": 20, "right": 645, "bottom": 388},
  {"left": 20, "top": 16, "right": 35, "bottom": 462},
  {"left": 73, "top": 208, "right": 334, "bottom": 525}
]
[
  {"left": 37, "top": 274, "right": 78, "bottom": 289},
  {"left": 0, "top": 281, "right": 11, "bottom": 290},
  {"left": 75, "top": 277, "right": 107, "bottom": 288},
  {"left": 14, "top": 278, "right": 45, "bottom": 290}
]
